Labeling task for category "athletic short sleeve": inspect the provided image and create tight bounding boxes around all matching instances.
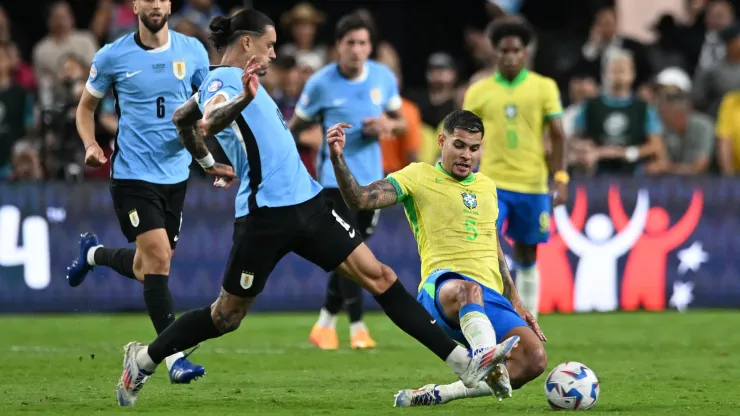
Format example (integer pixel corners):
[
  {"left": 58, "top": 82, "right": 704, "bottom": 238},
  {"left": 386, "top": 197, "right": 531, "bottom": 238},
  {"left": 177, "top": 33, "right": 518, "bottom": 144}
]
[
  {"left": 191, "top": 40, "right": 211, "bottom": 90},
  {"left": 200, "top": 69, "right": 242, "bottom": 107},
  {"left": 294, "top": 75, "right": 323, "bottom": 121},
  {"left": 542, "top": 78, "right": 563, "bottom": 120},
  {"left": 386, "top": 163, "right": 422, "bottom": 202},
  {"left": 86, "top": 47, "right": 113, "bottom": 99}
]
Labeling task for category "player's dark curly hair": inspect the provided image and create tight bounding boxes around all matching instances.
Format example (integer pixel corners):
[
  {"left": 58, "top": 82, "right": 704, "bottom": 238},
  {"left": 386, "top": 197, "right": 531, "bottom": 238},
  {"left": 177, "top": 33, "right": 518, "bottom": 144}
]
[
  {"left": 443, "top": 110, "right": 485, "bottom": 138},
  {"left": 208, "top": 8, "right": 275, "bottom": 51},
  {"left": 335, "top": 12, "right": 376, "bottom": 43},
  {"left": 487, "top": 19, "right": 534, "bottom": 48}
]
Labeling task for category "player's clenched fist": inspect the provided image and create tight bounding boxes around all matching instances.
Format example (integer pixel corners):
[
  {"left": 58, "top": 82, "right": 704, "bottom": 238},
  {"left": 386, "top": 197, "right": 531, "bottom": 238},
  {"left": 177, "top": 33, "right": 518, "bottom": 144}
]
[
  {"left": 327, "top": 122, "right": 352, "bottom": 158},
  {"left": 84, "top": 142, "right": 107, "bottom": 167}
]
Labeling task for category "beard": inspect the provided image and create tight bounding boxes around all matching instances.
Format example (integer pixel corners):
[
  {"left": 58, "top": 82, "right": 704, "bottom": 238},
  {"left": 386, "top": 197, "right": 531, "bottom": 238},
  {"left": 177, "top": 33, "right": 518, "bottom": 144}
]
[{"left": 140, "top": 12, "right": 168, "bottom": 34}]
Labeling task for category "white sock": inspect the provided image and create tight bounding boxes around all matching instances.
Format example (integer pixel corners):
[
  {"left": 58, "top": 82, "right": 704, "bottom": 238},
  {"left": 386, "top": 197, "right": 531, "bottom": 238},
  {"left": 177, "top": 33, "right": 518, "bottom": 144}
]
[
  {"left": 316, "top": 308, "right": 337, "bottom": 329},
  {"left": 445, "top": 345, "right": 471, "bottom": 376},
  {"left": 437, "top": 380, "right": 492, "bottom": 403},
  {"left": 459, "top": 303, "right": 497, "bottom": 350},
  {"left": 135, "top": 346, "right": 158, "bottom": 372},
  {"left": 87, "top": 245, "right": 102, "bottom": 266},
  {"left": 349, "top": 321, "right": 367, "bottom": 337},
  {"left": 516, "top": 264, "right": 540, "bottom": 320},
  {"left": 164, "top": 351, "right": 185, "bottom": 371}
]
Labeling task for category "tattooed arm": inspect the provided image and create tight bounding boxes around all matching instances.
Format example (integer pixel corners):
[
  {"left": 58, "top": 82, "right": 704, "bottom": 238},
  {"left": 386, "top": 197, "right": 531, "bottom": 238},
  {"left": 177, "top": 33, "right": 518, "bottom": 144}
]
[
  {"left": 201, "top": 92, "right": 252, "bottom": 137},
  {"left": 172, "top": 94, "right": 208, "bottom": 160},
  {"left": 331, "top": 153, "right": 399, "bottom": 211}
]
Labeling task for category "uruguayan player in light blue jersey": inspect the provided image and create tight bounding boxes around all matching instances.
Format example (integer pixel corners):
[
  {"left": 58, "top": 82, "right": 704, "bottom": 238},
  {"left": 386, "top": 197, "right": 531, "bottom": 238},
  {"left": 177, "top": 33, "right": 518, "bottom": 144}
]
[
  {"left": 65, "top": 0, "right": 226, "bottom": 384},
  {"left": 114, "top": 8, "right": 511, "bottom": 408}
]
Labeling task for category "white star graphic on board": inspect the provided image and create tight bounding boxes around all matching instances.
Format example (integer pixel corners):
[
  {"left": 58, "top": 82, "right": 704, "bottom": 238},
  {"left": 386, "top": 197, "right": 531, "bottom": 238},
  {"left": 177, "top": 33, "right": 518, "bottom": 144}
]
[
  {"left": 677, "top": 241, "right": 708, "bottom": 275},
  {"left": 669, "top": 281, "right": 694, "bottom": 312}
]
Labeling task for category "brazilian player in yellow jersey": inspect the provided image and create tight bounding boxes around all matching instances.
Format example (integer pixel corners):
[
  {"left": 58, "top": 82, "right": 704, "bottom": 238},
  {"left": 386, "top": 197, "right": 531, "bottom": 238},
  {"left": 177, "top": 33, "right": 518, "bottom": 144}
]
[
  {"left": 463, "top": 20, "right": 569, "bottom": 320},
  {"left": 326, "top": 110, "right": 547, "bottom": 407}
]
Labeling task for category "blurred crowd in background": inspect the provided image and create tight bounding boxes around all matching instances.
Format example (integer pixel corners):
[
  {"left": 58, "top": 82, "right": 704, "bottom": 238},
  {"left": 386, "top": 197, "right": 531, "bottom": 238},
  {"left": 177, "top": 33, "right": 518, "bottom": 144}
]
[{"left": 4, "top": 0, "right": 740, "bottom": 182}]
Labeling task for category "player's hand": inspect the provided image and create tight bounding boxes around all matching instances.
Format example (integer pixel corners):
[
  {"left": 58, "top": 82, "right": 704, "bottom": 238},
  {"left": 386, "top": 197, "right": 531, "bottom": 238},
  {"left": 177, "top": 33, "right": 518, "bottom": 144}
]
[
  {"left": 84, "top": 142, "right": 107, "bottom": 168},
  {"left": 516, "top": 304, "right": 547, "bottom": 342},
  {"left": 552, "top": 181, "right": 568, "bottom": 207},
  {"left": 204, "top": 162, "right": 237, "bottom": 189},
  {"left": 361, "top": 115, "right": 392, "bottom": 137},
  {"left": 241, "top": 56, "right": 263, "bottom": 101},
  {"left": 327, "top": 122, "right": 352, "bottom": 158}
]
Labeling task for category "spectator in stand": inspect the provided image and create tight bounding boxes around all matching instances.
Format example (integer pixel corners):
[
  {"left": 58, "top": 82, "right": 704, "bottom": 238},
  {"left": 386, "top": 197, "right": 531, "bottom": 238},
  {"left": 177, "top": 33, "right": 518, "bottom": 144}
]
[
  {"left": 693, "top": 24, "right": 740, "bottom": 117},
  {"left": 8, "top": 42, "right": 35, "bottom": 90},
  {"left": 656, "top": 66, "right": 693, "bottom": 96},
  {"left": 570, "top": 50, "right": 664, "bottom": 176},
  {"left": 575, "top": 6, "right": 651, "bottom": 88},
  {"left": 170, "top": 0, "right": 222, "bottom": 31},
  {"left": 563, "top": 75, "right": 598, "bottom": 139},
  {"left": 279, "top": 3, "right": 328, "bottom": 68},
  {"left": 9, "top": 139, "right": 44, "bottom": 182},
  {"left": 693, "top": 0, "right": 735, "bottom": 74},
  {"left": 0, "top": 44, "right": 34, "bottom": 179},
  {"left": 0, "top": 6, "right": 29, "bottom": 61},
  {"left": 715, "top": 89, "right": 740, "bottom": 175},
  {"left": 32, "top": 1, "right": 98, "bottom": 81},
  {"left": 647, "top": 14, "right": 690, "bottom": 74},
  {"left": 90, "top": 0, "right": 137, "bottom": 44},
  {"left": 655, "top": 93, "right": 714, "bottom": 175}
]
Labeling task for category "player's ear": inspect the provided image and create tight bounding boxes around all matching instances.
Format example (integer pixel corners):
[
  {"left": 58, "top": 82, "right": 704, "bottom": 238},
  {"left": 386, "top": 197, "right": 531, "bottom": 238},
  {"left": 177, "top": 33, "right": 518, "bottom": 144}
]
[
  {"left": 132, "top": 0, "right": 138, "bottom": 14},
  {"left": 437, "top": 133, "right": 445, "bottom": 149},
  {"left": 242, "top": 34, "right": 251, "bottom": 52}
]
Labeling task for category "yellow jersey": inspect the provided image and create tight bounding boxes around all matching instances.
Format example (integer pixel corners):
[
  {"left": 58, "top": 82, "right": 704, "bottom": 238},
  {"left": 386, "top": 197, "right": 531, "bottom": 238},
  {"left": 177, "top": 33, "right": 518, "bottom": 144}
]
[
  {"left": 386, "top": 162, "right": 503, "bottom": 293},
  {"left": 716, "top": 91, "right": 740, "bottom": 171},
  {"left": 463, "top": 70, "right": 563, "bottom": 194}
]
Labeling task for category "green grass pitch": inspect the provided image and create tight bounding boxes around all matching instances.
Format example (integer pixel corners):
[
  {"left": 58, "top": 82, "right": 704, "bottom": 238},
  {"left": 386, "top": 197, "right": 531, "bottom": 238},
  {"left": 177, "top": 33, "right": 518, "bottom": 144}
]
[{"left": 0, "top": 311, "right": 738, "bottom": 415}]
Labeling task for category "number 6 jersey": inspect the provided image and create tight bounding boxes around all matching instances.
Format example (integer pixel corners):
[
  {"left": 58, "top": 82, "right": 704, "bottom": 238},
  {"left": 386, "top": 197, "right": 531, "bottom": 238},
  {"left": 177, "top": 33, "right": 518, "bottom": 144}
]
[
  {"left": 386, "top": 162, "right": 504, "bottom": 293},
  {"left": 85, "top": 31, "right": 210, "bottom": 184}
]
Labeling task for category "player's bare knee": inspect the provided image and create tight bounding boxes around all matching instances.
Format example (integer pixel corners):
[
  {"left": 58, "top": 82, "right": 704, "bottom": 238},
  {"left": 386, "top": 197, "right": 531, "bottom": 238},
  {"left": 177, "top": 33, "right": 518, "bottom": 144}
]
[
  {"left": 529, "top": 344, "right": 548, "bottom": 377},
  {"left": 141, "top": 245, "right": 171, "bottom": 275},
  {"left": 210, "top": 290, "right": 253, "bottom": 334}
]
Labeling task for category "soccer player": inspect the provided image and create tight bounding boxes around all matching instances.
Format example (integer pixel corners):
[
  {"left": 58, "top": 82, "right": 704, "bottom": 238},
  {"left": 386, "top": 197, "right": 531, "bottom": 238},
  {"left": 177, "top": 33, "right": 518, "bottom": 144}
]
[
  {"left": 65, "top": 0, "right": 219, "bottom": 383},
  {"left": 324, "top": 109, "right": 547, "bottom": 406},
  {"left": 115, "top": 9, "right": 517, "bottom": 407},
  {"left": 463, "top": 20, "right": 568, "bottom": 319},
  {"left": 289, "top": 13, "right": 407, "bottom": 350}
]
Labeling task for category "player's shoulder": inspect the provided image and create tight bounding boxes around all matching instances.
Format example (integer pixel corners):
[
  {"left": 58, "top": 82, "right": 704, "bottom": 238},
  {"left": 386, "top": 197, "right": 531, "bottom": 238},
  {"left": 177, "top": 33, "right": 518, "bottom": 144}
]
[
  {"left": 527, "top": 71, "right": 557, "bottom": 88},
  {"left": 473, "top": 172, "right": 497, "bottom": 190},
  {"left": 367, "top": 60, "right": 394, "bottom": 78},
  {"left": 390, "top": 162, "right": 428, "bottom": 178},
  {"left": 466, "top": 76, "right": 495, "bottom": 97},
  {"left": 307, "top": 63, "right": 338, "bottom": 85},
  {"left": 170, "top": 30, "right": 207, "bottom": 50},
  {"left": 96, "top": 33, "right": 136, "bottom": 59}
]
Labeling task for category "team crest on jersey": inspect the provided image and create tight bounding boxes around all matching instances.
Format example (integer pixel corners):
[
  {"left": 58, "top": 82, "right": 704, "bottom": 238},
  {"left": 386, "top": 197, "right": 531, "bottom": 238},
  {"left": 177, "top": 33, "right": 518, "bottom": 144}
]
[
  {"left": 128, "top": 209, "right": 140, "bottom": 228},
  {"left": 172, "top": 60, "right": 187, "bottom": 80},
  {"left": 208, "top": 79, "right": 223, "bottom": 93},
  {"left": 461, "top": 192, "right": 478, "bottom": 209},
  {"left": 240, "top": 271, "right": 254, "bottom": 290},
  {"left": 505, "top": 104, "right": 517, "bottom": 119},
  {"left": 89, "top": 64, "right": 97, "bottom": 80},
  {"left": 370, "top": 88, "right": 382, "bottom": 106}
]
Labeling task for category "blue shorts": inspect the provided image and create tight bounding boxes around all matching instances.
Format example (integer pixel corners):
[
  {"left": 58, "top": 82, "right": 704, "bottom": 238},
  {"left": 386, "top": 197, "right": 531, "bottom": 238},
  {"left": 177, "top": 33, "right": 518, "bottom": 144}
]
[
  {"left": 497, "top": 189, "right": 551, "bottom": 245},
  {"left": 417, "top": 269, "right": 527, "bottom": 347}
]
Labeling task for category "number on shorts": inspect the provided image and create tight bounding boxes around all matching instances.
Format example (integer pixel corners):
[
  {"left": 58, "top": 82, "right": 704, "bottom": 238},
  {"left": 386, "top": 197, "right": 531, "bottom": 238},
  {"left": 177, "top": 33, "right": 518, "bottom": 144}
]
[{"left": 332, "top": 209, "right": 355, "bottom": 238}]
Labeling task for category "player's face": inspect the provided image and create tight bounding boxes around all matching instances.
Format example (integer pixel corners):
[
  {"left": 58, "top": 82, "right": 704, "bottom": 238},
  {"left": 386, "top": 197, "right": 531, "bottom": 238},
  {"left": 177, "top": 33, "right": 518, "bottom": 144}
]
[
  {"left": 134, "top": 0, "right": 171, "bottom": 34},
  {"left": 244, "top": 26, "right": 277, "bottom": 76},
  {"left": 438, "top": 129, "right": 482, "bottom": 179},
  {"left": 336, "top": 28, "right": 372, "bottom": 72},
  {"left": 495, "top": 36, "right": 526, "bottom": 76}
]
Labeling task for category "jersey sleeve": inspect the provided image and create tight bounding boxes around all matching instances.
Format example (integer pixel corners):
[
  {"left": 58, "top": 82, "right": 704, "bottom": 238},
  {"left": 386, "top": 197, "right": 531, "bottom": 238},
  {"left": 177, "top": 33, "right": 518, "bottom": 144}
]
[
  {"left": 199, "top": 69, "right": 242, "bottom": 107},
  {"left": 85, "top": 47, "right": 114, "bottom": 99},
  {"left": 294, "top": 75, "right": 323, "bottom": 121},
  {"left": 462, "top": 82, "right": 483, "bottom": 116},
  {"left": 542, "top": 78, "right": 563, "bottom": 120},
  {"left": 716, "top": 95, "right": 736, "bottom": 139},
  {"left": 191, "top": 40, "right": 211, "bottom": 90},
  {"left": 383, "top": 66, "right": 402, "bottom": 112},
  {"left": 386, "top": 163, "right": 422, "bottom": 202},
  {"left": 644, "top": 105, "right": 662, "bottom": 136}
]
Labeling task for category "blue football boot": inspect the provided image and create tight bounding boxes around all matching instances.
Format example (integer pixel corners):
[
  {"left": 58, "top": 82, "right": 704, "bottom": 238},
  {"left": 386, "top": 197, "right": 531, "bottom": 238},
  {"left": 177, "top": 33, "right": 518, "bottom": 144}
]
[
  {"left": 168, "top": 347, "right": 206, "bottom": 384},
  {"left": 66, "top": 232, "right": 100, "bottom": 287}
]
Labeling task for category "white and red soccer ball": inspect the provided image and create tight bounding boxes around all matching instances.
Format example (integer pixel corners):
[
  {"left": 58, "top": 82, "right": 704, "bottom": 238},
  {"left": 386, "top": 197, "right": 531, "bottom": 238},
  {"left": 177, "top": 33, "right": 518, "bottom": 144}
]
[{"left": 544, "top": 362, "right": 600, "bottom": 410}]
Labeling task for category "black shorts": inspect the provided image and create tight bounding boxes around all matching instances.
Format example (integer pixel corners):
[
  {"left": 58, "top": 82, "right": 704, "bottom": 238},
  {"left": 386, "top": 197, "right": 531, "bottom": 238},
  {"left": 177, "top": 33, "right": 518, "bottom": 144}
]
[
  {"left": 321, "top": 188, "right": 380, "bottom": 239},
  {"left": 110, "top": 179, "right": 187, "bottom": 249},
  {"left": 222, "top": 193, "right": 363, "bottom": 298}
]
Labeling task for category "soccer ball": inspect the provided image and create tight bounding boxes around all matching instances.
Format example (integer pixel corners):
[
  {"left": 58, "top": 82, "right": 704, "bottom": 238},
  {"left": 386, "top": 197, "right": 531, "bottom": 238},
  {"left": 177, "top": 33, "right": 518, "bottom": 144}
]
[{"left": 544, "top": 362, "right": 599, "bottom": 410}]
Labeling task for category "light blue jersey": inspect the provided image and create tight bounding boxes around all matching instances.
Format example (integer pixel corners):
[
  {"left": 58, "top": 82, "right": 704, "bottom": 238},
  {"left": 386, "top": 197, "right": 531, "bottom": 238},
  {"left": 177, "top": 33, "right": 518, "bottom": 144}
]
[
  {"left": 199, "top": 66, "right": 322, "bottom": 217},
  {"left": 86, "top": 31, "right": 210, "bottom": 184},
  {"left": 294, "top": 61, "right": 401, "bottom": 188}
]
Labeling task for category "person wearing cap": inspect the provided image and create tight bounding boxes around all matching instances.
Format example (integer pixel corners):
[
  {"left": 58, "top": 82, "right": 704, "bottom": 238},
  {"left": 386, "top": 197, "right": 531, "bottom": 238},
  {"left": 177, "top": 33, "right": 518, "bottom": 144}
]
[
  {"left": 693, "top": 23, "right": 740, "bottom": 117},
  {"left": 655, "top": 92, "right": 714, "bottom": 175},
  {"left": 278, "top": 2, "right": 328, "bottom": 68}
]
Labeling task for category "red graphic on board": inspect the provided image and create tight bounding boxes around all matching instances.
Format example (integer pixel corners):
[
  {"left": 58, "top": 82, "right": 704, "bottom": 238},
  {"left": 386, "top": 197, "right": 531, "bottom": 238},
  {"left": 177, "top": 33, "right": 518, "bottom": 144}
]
[{"left": 608, "top": 185, "right": 703, "bottom": 311}]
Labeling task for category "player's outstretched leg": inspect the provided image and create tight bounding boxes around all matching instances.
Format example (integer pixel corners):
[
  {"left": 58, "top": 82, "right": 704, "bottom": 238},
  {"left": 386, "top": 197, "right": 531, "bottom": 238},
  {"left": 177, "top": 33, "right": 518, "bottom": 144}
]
[
  {"left": 339, "top": 277, "right": 375, "bottom": 349},
  {"left": 335, "top": 244, "right": 512, "bottom": 388},
  {"left": 66, "top": 233, "right": 138, "bottom": 286},
  {"left": 117, "top": 289, "right": 254, "bottom": 407},
  {"left": 513, "top": 244, "right": 540, "bottom": 320}
]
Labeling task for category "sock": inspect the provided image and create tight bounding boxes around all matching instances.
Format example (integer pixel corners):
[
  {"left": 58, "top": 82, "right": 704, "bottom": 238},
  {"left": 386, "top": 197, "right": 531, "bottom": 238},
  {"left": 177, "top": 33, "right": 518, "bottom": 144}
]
[
  {"left": 339, "top": 277, "right": 364, "bottom": 323},
  {"left": 143, "top": 274, "right": 175, "bottom": 335},
  {"left": 147, "top": 306, "right": 221, "bottom": 364},
  {"left": 459, "top": 303, "right": 497, "bottom": 350},
  {"left": 135, "top": 346, "right": 158, "bottom": 372},
  {"left": 516, "top": 264, "right": 540, "bottom": 320},
  {"left": 437, "top": 380, "right": 493, "bottom": 403},
  {"left": 349, "top": 321, "right": 367, "bottom": 337},
  {"left": 91, "top": 247, "right": 137, "bottom": 280},
  {"left": 164, "top": 352, "right": 185, "bottom": 370},
  {"left": 373, "top": 279, "right": 458, "bottom": 361},
  {"left": 315, "top": 308, "right": 337, "bottom": 329},
  {"left": 323, "top": 272, "right": 343, "bottom": 315}
]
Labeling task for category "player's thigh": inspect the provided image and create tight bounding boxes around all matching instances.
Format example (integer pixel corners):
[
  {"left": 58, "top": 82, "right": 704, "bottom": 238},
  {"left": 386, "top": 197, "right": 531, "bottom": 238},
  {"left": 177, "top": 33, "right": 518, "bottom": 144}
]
[
  {"left": 416, "top": 272, "right": 469, "bottom": 347},
  {"left": 110, "top": 180, "right": 168, "bottom": 244},
  {"left": 221, "top": 214, "right": 294, "bottom": 298},
  {"left": 506, "top": 191, "right": 551, "bottom": 245},
  {"left": 162, "top": 180, "right": 188, "bottom": 250}
]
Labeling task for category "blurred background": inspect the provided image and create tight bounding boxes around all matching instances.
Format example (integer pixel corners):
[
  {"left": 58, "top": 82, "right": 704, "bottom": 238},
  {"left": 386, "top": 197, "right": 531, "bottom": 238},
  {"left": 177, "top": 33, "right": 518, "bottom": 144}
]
[{"left": 0, "top": 0, "right": 738, "bottom": 314}]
